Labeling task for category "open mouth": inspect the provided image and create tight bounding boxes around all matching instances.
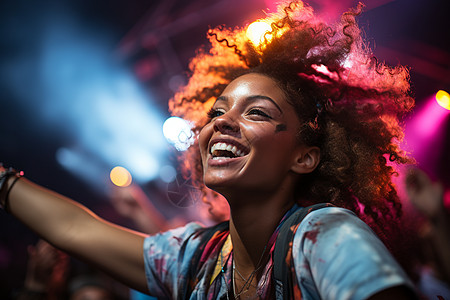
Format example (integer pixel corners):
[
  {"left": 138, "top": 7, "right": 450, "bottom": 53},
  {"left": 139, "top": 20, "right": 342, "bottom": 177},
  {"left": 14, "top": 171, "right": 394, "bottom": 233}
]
[{"left": 210, "top": 142, "right": 249, "bottom": 160}]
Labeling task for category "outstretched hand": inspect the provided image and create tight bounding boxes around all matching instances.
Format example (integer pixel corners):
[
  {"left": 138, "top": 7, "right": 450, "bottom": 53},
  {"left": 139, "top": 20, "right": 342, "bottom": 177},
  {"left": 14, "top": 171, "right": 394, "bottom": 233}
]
[
  {"left": 109, "top": 185, "right": 171, "bottom": 233},
  {"left": 405, "top": 168, "right": 444, "bottom": 220},
  {"left": 110, "top": 186, "right": 143, "bottom": 219}
]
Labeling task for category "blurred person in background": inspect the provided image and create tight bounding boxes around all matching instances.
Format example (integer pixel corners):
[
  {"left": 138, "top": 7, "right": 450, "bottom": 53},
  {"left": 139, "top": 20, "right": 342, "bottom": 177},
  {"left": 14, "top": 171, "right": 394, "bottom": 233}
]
[
  {"left": 405, "top": 168, "right": 450, "bottom": 299},
  {"left": 14, "top": 239, "right": 126, "bottom": 300}
]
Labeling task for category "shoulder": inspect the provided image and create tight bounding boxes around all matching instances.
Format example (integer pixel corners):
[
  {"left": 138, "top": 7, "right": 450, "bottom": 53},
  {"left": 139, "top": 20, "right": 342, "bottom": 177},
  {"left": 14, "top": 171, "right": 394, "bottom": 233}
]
[
  {"left": 292, "top": 207, "right": 368, "bottom": 246},
  {"left": 300, "top": 206, "right": 360, "bottom": 225},
  {"left": 292, "top": 207, "right": 414, "bottom": 300},
  {"left": 296, "top": 206, "right": 368, "bottom": 239},
  {"left": 293, "top": 206, "right": 387, "bottom": 261},
  {"left": 143, "top": 222, "right": 205, "bottom": 258},
  {"left": 142, "top": 222, "right": 206, "bottom": 297}
]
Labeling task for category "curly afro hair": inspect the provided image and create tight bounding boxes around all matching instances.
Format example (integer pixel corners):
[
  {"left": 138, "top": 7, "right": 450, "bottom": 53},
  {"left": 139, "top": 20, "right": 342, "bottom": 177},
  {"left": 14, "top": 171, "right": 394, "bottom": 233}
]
[{"left": 168, "top": 1, "right": 414, "bottom": 234}]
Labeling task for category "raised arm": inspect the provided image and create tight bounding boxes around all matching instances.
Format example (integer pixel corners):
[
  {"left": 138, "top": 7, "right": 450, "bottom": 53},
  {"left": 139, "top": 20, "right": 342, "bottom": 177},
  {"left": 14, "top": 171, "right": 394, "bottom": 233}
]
[{"left": 0, "top": 169, "right": 149, "bottom": 293}]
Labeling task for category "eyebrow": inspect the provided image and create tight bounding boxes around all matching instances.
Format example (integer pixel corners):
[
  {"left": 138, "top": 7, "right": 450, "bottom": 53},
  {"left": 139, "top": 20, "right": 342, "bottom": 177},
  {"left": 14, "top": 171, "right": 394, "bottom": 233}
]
[{"left": 215, "top": 95, "right": 283, "bottom": 114}]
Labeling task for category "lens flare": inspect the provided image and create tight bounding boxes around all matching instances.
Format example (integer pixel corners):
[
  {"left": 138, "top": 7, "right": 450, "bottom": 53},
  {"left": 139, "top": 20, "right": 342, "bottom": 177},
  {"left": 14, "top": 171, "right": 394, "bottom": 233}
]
[
  {"left": 246, "top": 21, "right": 272, "bottom": 46},
  {"left": 436, "top": 90, "right": 450, "bottom": 110},
  {"left": 110, "top": 166, "right": 132, "bottom": 187}
]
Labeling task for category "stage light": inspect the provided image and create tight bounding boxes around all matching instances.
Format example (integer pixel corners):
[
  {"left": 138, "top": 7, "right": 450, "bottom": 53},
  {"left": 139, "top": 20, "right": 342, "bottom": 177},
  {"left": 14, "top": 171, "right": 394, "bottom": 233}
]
[
  {"left": 163, "top": 117, "right": 194, "bottom": 151},
  {"left": 436, "top": 90, "right": 450, "bottom": 110},
  {"left": 3, "top": 8, "right": 169, "bottom": 185},
  {"left": 110, "top": 166, "right": 132, "bottom": 187},
  {"left": 403, "top": 92, "right": 450, "bottom": 169},
  {"left": 246, "top": 21, "right": 272, "bottom": 46}
]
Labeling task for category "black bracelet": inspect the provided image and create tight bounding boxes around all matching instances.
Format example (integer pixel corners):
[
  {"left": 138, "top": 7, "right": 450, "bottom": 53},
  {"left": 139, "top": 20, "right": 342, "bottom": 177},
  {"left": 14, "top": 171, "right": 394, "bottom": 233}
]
[
  {"left": 0, "top": 165, "right": 24, "bottom": 211},
  {"left": 4, "top": 175, "right": 23, "bottom": 213}
]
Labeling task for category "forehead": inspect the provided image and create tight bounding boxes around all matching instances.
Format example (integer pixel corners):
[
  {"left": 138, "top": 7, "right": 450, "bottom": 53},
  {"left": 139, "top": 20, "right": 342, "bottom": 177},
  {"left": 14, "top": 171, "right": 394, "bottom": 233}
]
[{"left": 221, "top": 73, "right": 287, "bottom": 101}]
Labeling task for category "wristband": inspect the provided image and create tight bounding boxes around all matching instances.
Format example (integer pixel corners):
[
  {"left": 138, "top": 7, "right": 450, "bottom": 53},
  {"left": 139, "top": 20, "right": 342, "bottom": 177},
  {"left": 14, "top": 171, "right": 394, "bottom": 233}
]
[{"left": 0, "top": 165, "right": 24, "bottom": 212}]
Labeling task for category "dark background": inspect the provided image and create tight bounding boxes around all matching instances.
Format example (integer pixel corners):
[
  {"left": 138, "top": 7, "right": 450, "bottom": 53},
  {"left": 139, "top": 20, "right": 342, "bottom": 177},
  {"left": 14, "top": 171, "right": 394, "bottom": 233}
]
[{"left": 0, "top": 0, "right": 449, "bottom": 296}]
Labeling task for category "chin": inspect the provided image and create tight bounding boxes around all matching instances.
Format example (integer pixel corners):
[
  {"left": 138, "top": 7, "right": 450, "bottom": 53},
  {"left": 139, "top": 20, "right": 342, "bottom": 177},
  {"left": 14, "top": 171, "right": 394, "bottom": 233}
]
[
  {"left": 204, "top": 170, "right": 237, "bottom": 187},
  {"left": 203, "top": 181, "right": 232, "bottom": 198},
  {"left": 204, "top": 181, "right": 229, "bottom": 193}
]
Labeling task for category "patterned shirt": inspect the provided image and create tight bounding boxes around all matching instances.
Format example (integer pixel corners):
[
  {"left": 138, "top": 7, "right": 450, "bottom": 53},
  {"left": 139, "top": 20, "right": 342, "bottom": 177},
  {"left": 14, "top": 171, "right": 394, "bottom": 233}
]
[{"left": 143, "top": 207, "right": 414, "bottom": 299}]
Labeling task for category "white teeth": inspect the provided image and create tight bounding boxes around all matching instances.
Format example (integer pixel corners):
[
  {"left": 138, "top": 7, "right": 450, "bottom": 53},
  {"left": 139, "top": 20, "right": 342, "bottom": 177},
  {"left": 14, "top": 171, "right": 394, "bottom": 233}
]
[
  {"left": 212, "top": 156, "right": 233, "bottom": 160},
  {"left": 210, "top": 142, "right": 246, "bottom": 157}
]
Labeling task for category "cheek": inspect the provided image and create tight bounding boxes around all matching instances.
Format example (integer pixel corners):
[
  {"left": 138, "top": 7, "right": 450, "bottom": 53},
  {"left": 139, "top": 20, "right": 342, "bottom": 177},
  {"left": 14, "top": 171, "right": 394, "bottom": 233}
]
[
  {"left": 249, "top": 130, "right": 298, "bottom": 166},
  {"left": 244, "top": 124, "right": 294, "bottom": 148},
  {"left": 198, "top": 124, "right": 212, "bottom": 158},
  {"left": 241, "top": 123, "right": 272, "bottom": 144}
]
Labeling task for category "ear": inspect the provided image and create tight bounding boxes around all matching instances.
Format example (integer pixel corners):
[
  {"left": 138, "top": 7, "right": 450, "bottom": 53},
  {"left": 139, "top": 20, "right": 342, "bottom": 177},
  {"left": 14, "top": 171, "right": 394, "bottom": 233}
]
[{"left": 290, "top": 146, "right": 320, "bottom": 174}]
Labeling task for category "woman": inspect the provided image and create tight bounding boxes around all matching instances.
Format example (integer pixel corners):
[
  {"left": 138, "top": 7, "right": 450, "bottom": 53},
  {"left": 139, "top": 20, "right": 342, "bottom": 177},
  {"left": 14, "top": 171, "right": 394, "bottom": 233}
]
[{"left": 1, "top": 1, "right": 417, "bottom": 299}]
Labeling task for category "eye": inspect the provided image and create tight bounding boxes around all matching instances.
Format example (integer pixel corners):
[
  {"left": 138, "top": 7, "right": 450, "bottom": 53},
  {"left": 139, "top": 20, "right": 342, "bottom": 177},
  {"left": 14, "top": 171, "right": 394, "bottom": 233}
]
[
  {"left": 207, "top": 108, "right": 224, "bottom": 119},
  {"left": 247, "top": 108, "right": 272, "bottom": 119}
]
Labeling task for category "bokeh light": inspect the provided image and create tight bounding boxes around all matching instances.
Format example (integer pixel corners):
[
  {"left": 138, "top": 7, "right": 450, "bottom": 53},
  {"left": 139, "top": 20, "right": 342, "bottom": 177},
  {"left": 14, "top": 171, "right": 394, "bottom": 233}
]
[
  {"left": 110, "top": 166, "right": 132, "bottom": 187},
  {"left": 163, "top": 117, "right": 194, "bottom": 151},
  {"left": 436, "top": 90, "right": 450, "bottom": 110},
  {"left": 159, "top": 165, "right": 177, "bottom": 183}
]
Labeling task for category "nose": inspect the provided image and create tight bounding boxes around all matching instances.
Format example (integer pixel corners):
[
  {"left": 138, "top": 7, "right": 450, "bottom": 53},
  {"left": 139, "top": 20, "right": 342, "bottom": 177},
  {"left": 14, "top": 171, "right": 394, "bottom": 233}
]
[{"left": 213, "top": 112, "right": 239, "bottom": 134}]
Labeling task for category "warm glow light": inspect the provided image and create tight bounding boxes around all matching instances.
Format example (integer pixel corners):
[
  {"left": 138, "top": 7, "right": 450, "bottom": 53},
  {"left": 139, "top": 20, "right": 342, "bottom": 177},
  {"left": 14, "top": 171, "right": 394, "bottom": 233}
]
[
  {"left": 110, "top": 166, "right": 132, "bottom": 187},
  {"left": 246, "top": 21, "right": 272, "bottom": 46},
  {"left": 436, "top": 90, "right": 450, "bottom": 110}
]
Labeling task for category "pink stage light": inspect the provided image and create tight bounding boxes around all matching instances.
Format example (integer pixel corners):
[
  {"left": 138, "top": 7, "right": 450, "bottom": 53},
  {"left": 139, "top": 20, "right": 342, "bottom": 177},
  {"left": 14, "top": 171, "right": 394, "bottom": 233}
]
[
  {"left": 408, "top": 96, "right": 450, "bottom": 138},
  {"left": 403, "top": 94, "right": 450, "bottom": 165}
]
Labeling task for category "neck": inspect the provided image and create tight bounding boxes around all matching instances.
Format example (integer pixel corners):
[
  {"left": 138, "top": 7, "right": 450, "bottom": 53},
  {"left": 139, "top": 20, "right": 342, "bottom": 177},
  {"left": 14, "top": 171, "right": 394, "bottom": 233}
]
[{"left": 227, "top": 188, "right": 295, "bottom": 278}]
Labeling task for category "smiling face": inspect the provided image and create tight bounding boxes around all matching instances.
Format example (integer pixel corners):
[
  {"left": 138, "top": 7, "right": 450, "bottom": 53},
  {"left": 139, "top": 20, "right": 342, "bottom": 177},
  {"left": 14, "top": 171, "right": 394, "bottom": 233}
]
[{"left": 199, "top": 73, "right": 317, "bottom": 199}]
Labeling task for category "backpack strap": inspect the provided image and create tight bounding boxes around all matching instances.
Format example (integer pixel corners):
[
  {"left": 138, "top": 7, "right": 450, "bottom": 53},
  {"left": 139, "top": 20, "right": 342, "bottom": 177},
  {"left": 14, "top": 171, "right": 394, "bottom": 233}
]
[
  {"left": 273, "top": 203, "right": 332, "bottom": 300},
  {"left": 179, "top": 221, "right": 229, "bottom": 300}
]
